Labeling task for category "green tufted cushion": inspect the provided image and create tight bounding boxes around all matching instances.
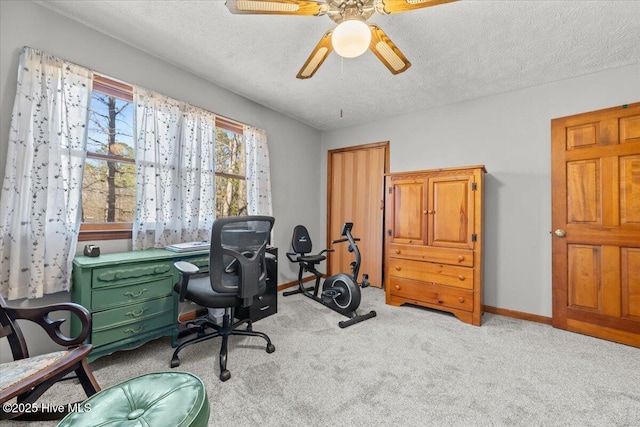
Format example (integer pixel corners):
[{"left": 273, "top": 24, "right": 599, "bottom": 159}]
[{"left": 57, "top": 371, "right": 209, "bottom": 427}]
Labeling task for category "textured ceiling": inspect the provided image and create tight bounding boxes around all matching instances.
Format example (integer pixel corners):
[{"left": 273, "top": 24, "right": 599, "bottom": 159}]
[{"left": 35, "top": 0, "right": 640, "bottom": 131}]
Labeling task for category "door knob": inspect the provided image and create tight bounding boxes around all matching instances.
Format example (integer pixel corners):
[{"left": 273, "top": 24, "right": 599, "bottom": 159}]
[{"left": 554, "top": 229, "right": 566, "bottom": 237}]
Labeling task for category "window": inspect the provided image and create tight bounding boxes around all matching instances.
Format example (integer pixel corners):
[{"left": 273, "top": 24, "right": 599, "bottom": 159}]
[
  {"left": 215, "top": 117, "right": 247, "bottom": 218},
  {"left": 79, "top": 75, "right": 247, "bottom": 241},
  {"left": 80, "top": 76, "right": 135, "bottom": 240}
]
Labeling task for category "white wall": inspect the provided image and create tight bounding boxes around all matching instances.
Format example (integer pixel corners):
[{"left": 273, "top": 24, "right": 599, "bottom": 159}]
[
  {"left": 0, "top": 0, "right": 321, "bottom": 360},
  {"left": 321, "top": 63, "right": 640, "bottom": 317}
]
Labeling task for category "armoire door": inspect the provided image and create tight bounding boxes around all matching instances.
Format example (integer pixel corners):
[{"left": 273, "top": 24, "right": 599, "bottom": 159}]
[
  {"left": 427, "top": 173, "right": 476, "bottom": 249},
  {"left": 386, "top": 176, "right": 427, "bottom": 246},
  {"left": 327, "top": 142, "right": 389, "bottom": 288},
  {"left": 551, "top": 102, "right": 640, "bottom": 347}
]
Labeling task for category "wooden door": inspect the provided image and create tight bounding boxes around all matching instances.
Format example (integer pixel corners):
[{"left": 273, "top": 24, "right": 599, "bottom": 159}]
[
  {"left": 327, "top": 142, "right": 389, "bottom": 288},
  {"left": 551, "top": 102, "right": 640, "bottom": 347},
  {"left": 386, "top": 176, "right": 427, "bottom": 246},
  {"left": 428, "top": 173, "right": 476, "bottom": 249}
]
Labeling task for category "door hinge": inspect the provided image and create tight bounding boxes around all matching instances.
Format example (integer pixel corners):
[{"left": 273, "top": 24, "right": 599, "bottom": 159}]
[
  {"left": 387, "top": 229, "right": 392, "bottom": 236},
  {"left": 471, "top": 183, "right": 477, "bottom": 191},
  {"left": 472, "top": 234, "right": 477, "bottom": 242},
  {"left": 388, "top": 187, "right": 393, "bottom": 194}
]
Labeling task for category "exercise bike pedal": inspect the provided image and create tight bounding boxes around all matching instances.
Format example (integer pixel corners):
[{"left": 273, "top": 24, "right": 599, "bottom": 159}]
[
  {"left": 360, "top": 273, "right": 370, "bottom": 288},
  {"left": 321, "top": 288, "right": 342, "bottom": 303}
]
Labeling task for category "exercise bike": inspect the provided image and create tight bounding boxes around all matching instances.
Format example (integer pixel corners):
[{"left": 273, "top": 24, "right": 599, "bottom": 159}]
[{"left": 284, "top": 222, "right": 377, "bottom": 328}]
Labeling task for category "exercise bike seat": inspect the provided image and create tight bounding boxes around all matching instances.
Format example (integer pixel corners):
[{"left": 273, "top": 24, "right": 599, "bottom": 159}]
[{"left": 286, "top": 225, "right": 331, "bottom": 265}]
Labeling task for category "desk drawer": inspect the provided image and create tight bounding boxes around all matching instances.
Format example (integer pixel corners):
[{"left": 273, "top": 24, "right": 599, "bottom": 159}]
[
  {"left": 93, "top": 297, "right": 174, "bottom": 330},
  {"left": 91, "top": 277, "right": 174, "bottom": 311},
  {"left": 92, "top": 310, "right": 174, "bottom": 347},
  {"left": 388, "top": 258, "right": 473, "bottom": 290},
  {"left": 388, "top": 277, "right": 473, "bottom": 312},
  {"left": 92, "top": 263, "right": 172, "bottom": 289}
]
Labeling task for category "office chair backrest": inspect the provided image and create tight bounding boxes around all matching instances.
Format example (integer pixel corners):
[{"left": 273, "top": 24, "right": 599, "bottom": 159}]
[
  {"left": 291, "top": 225, "right": 313, "bottom": 255},
  {"left": 209, "top": 216, "right": 275, "bottom": 306}
]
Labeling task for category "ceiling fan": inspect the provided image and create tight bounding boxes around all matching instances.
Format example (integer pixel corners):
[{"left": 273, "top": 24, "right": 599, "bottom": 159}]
[{"left": 225, "top": 0, "right": 457, "bottom": 79}]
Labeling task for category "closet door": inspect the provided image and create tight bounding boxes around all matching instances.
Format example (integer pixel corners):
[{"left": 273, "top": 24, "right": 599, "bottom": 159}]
[
  {"left": 551, "top": 102, "right": 640, "bottom": 347},
  {"left": 328, "top": 142, "right": 388, "bottom": 288}
]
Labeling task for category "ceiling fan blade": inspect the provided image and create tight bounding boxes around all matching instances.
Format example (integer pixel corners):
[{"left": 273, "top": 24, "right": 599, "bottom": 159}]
[
  {"left": 368, "top": 24, "right": 411, "bottom": 75},
  {"left": 375, "top": 0, "right": 457, "bottom": 15},
  {"left": 296, "top": 30, "right": 333, "bottom": 79},
  {"left": 225, "top": 0, "right": 327, "bottom": 16}
]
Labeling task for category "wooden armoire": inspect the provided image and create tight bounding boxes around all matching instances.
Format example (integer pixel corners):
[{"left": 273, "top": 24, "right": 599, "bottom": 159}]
[{"left": 384, "top": 165, "right": 486, "bottom": 325}]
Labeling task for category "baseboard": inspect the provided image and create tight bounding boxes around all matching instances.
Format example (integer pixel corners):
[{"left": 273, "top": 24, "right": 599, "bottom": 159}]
[{"left": 483, "top": 305, "right": 552, "bottom": 325}]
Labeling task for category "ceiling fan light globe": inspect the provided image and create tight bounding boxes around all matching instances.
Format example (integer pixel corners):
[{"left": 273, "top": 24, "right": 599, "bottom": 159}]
[{"left": 332, "top": 20, "right": 371, "bottom": 58}]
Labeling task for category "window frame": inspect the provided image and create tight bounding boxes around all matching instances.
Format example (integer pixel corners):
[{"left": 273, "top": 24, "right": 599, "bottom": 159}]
[
  {"left": 79, "top": 75, "right": 135, "bottom": 241},
  {"left": 78, "top": 78, "right": 246, "bottom": 241}
]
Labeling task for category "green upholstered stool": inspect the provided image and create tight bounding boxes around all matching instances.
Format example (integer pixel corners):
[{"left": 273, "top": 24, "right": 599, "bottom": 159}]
[{"left": 57, "top": 371, "right": 209, "bottom": 427}]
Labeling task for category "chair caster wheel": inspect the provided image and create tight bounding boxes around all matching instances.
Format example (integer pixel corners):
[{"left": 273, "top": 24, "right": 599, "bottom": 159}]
[
  {"left": 170, "top": 357, "right": 180, "bottom": 368},
  {"left": 266, "top": 343, "right": 275, "bottom": 353},
  {"left": 220, "top": 370, "right": 231, "bottom": 382}
]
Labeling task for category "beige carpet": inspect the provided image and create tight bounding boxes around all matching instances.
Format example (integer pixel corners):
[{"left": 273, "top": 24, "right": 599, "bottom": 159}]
[{"left": 22, "top": 287, "right": 640, "bottom": 426}]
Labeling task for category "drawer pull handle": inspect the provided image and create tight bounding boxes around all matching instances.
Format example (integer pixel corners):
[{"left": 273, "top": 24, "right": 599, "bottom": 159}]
[
  {"left": 427, "top": 210, "right": 435, "bottom": 214},
  {"left": 394, "top": 249, "right": 400, "bottom": 254},
  {"left": 259, "top": 305, "right": 271, "bottom": 311},
  {"left": 459, "top": 297, "right": 465, "bottom": 303},
  {"left": 125, "top": 308, "right": 147, "bottom": 318},
  {"left": 124, "top": 289, "right": 148, "bottom": 299},
  {"left": 458, "top": 275, "right": 465, "bottom": 281},
  {"left": 395, "top": 266, "right": 401, "bottom": 271},
  {"left": 395, "top": 285, "right": 400, "bottom": 290},
  {"left": 458, "top": 256, "right": 465, "bottom": 262},
  {"left": 124, "top": 325, "right": 144, "bottom": 334}
]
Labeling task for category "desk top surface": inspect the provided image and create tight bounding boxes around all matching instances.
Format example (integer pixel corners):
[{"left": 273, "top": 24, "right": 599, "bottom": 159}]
[{"left": 73, "top": 248, "right": 210, "bottom": 268}]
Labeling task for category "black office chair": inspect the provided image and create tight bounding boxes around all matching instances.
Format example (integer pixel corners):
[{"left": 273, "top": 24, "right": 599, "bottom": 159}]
[{"left": 170, "top": 215, "right": 275, "bottom": 381}]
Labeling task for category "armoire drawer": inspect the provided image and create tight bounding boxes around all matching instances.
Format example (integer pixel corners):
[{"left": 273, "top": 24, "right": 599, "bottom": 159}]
[
  {"left": 389, "top": 243, "right": 473, "bottom": 267},
  {"left": 388, "top": 277, "right": 473, "bottom": 312},
  {"left": 91, "top": 310, "right": 175, "bottom": 347},
  {"left": 91, "top": 276, "right": 174, "bottom": 311},
  {"left": 92, "top": 263, "right": 173, "bottom": 288},
  {"left": 92, "top": 296, "right": 175, "bottom": 330},
  {"left": 388, "top": 258, "right": 473, "bottom": 290}
]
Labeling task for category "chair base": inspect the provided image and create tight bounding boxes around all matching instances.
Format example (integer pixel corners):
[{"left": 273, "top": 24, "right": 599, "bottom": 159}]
[{"left": 170, "top": 308, "right": 275, "bottom": 381}]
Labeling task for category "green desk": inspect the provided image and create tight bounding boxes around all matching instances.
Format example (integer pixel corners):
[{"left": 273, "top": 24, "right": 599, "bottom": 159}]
[{"left": 71, "top": 249, "right": 209, "bottom": 362}]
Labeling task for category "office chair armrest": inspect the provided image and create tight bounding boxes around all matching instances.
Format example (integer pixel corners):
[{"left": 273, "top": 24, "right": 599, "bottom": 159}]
[
  {"left": 174, "top": 261, "right": 200, "bottom": 302},
  {"left": 318, "top": 249, "right": 335, "bottom": 255},
  {"left": 223, "top": 247, "right": 265, "bottom": 307}
]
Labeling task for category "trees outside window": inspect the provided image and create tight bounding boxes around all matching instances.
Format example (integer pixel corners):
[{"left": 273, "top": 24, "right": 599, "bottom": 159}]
[
  {"left": 79, "top": 75, "right": 247, "bottom": 241},
  {"left": 82, "top": 91, "right": 135, "bottom": 224},
  {"left": 215, "top": 128, "right": 246, "bottom": 218}
]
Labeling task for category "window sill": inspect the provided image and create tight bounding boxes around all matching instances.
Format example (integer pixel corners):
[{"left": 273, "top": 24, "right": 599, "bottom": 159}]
[{"left": 78, "top": 228, "right": 132, "bottom": 241}]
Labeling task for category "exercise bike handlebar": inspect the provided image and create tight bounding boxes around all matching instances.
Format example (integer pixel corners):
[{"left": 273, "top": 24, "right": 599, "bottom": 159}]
[{"left": 332, "top": 237, "right": 360, "bottom": 244}]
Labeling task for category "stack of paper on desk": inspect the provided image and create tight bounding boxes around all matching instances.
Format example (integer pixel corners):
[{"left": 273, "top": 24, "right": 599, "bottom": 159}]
[{"left": 165, "top": 241, "right": 210, "bottom": 252}]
